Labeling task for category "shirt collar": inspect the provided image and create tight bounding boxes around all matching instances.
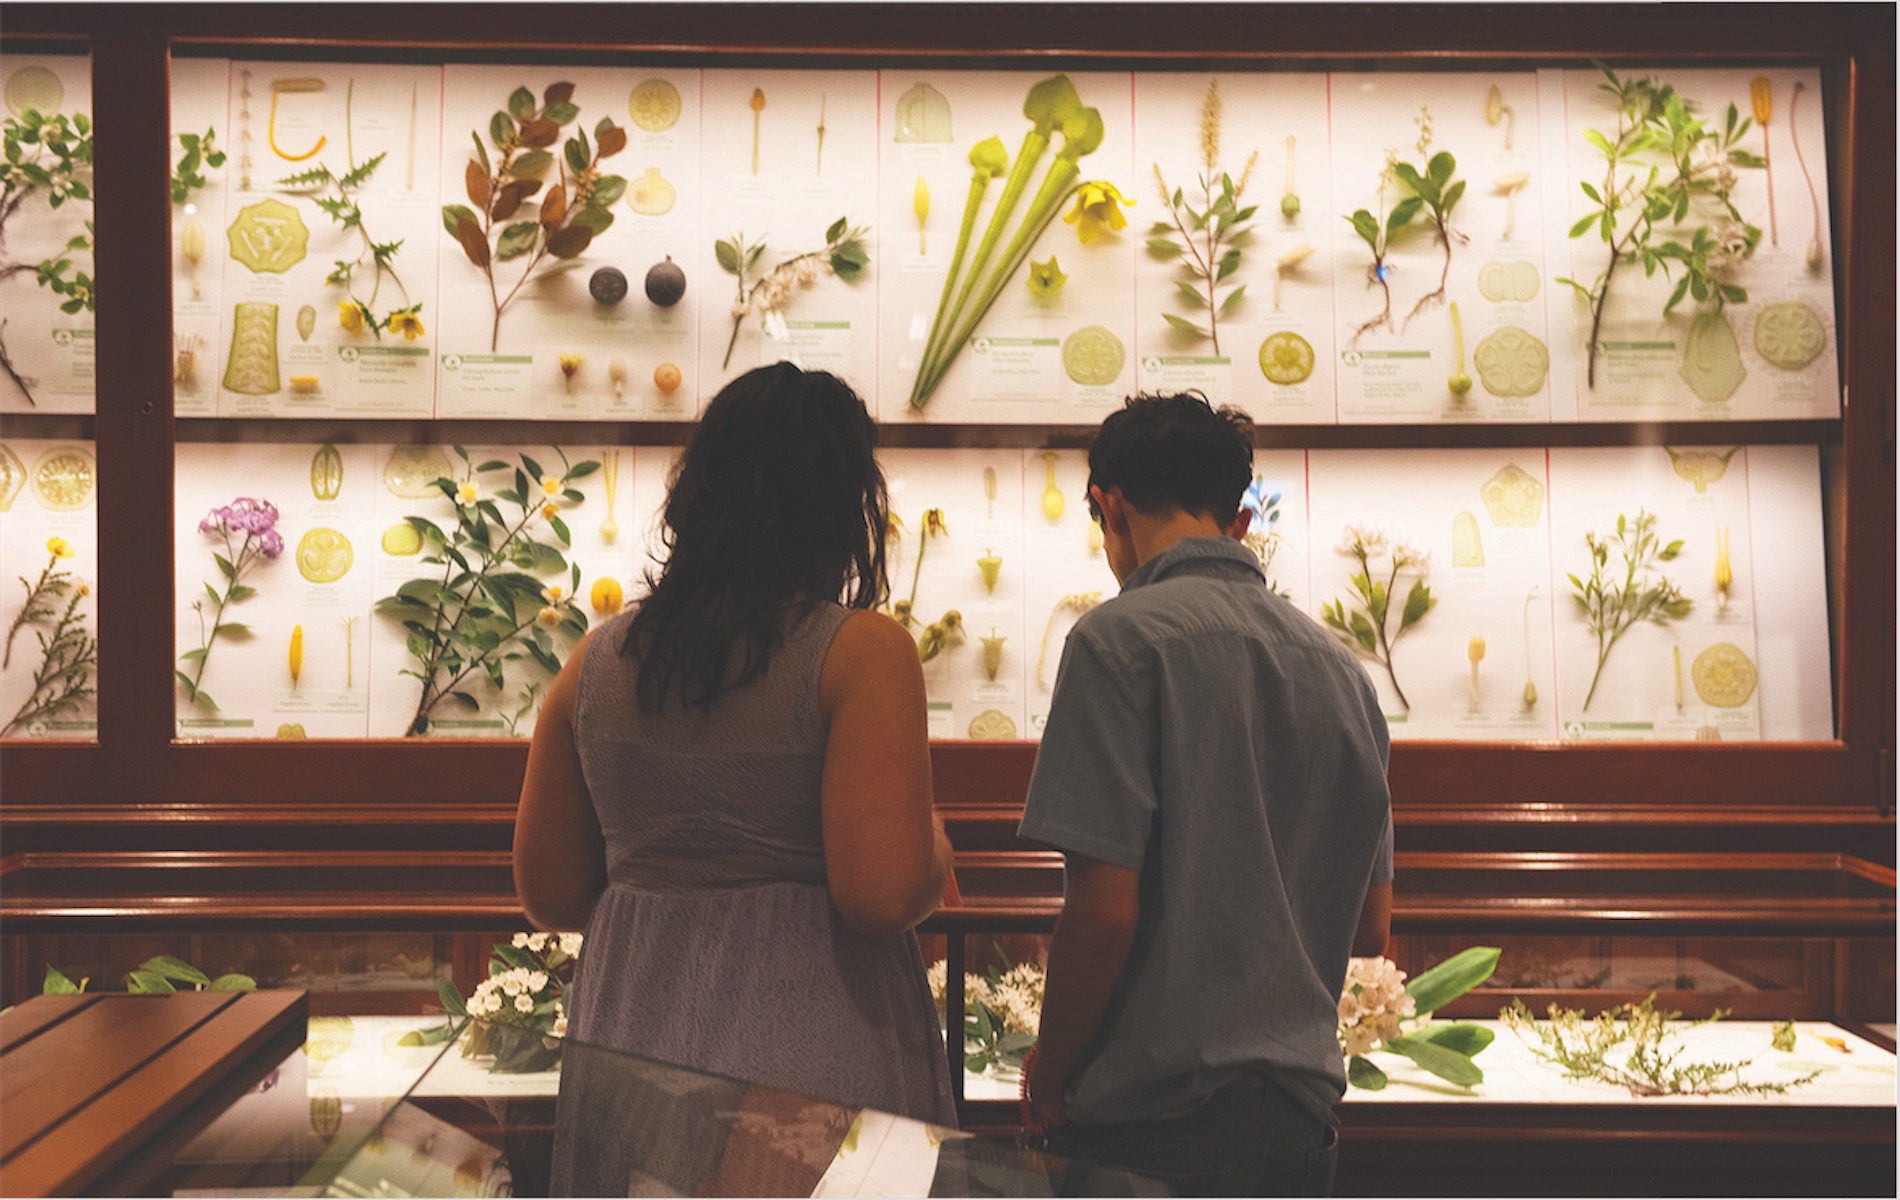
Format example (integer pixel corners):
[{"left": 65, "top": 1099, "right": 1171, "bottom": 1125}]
[{"left": 1122, "top": 535, "right": 1265, "bottom": 591}]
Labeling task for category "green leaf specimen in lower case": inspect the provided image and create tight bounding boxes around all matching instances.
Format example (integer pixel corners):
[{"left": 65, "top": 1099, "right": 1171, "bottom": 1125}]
[{"left": 377, "top": 448, "right": 595, "bottom": 736}]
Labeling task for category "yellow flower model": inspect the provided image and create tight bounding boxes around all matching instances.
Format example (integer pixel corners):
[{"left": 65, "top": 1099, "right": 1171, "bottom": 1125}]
[
  {"left": 338, "top": 301, "right": 368, "bottom": 336},
  {"left": 1027, "top": 255, "right": 1067, "bottom": 300},
  {"left": 387, "top": 309, "right": 424, "bottom": 340},
  {"left": 46, "top": 537, "right": 73, "bottom": 559},
  {"left": 1064, "top": 180, "right": 1133, "bottom": 244}
]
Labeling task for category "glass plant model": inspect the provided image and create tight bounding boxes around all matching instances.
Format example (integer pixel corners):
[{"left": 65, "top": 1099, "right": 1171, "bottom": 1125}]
[
  {"left": 1568, "top": 509, "right": 1691, "bottom": 711},
  {"left": 444, "top": 82, "right": 628, "bottom": 351},
  {"left": 1558, "top": 62, "right": 1764, "bottom": 390},
  {"left": 1147, "top": 78, "right": 1259, "bottom": 355},
  {"left": 3, "top": 536, "right": 95, "bottom": 736},
  {"left": 911, "top": 75, "right": 1106, "bottom": 408},
  {"left": 1321, "top": 524, "right": 1436, "bottom": 711},
  {"left": 375, "top": 448, "right": 597, "bottom": 735}
]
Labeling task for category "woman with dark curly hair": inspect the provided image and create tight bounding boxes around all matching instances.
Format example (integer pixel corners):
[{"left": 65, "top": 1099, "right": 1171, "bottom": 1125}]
[{"left": 517, "top": 364, "right": 956, "bottom": 1148}]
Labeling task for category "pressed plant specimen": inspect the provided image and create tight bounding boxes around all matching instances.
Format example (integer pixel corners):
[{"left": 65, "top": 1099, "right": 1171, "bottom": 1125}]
[
  {"left": 1147, "top": 78, "right": 1259, "bottom": 355},
  {"left": 1322, "top": 524, "right": 1436, "bottom": 711},
  {"left": 884, "top": 507, "right": 962, "bottom": 663},
  {"left": 444, "top": 82, "right": 627, "bottom": 351},
  {"left": 1502, "top": 996, "right": 1819, "bottom": 1098},
  {"left": 1343, "top": 152, "right": 1422, "bottom": 344},
  {"left": 280, "top": 82, "right": 421, "bottom": 338},
  {"left": 179, "top": 498, "right": 284, "bottom": 712},
  {"left": 170, "top": 126, "right": 224, "bottom": 205},
  {"left": 1557, "top": 62, "right": 1763, "bottom": 388},
  {"left": 1567, "top": 508, "right": 1691, "bottom": 710},
  {"left": 2, "top": 537, "right": 96, "bottom": 737},
  {"left": 911, "top": 75, "right": 1106, "bottom": 408},
  {"left": 714, "top": 217, "right": 869, "bottom": 369},
  {"left": 1390, "top": 147, "right": 1467, "bottom": 327},
  {"left": 376, "top": 447, "right": 598, "bottom": 735},
  {"left": 0, "top": 103, "right": 93, "bottom": 403}
]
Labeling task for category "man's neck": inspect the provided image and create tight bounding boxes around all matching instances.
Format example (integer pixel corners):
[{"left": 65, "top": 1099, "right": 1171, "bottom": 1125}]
[{"left": 1127, "top": 511, "right": 1230, "bottom": 571}]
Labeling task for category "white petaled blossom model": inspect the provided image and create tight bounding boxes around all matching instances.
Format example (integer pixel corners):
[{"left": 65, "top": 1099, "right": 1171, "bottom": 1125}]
[
  {"left": 1340, "top": 947, "right": 1501, "bottom": 1092},
  {"left": 416, "top": 931, "right": 583, "bottom": 1073},
  {"left": 928, "top": 955, "right": 1046, "bottom": 1076}
]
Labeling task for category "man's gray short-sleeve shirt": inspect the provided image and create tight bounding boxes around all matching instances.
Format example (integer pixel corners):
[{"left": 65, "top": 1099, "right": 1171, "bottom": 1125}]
[{"left": 1019, "top": 536, "right": 1394, "bottom": 1128}]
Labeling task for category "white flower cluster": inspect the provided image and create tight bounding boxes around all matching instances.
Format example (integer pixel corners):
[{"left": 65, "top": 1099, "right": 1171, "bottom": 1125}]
[
  {"left": 468, "top": 966, "right": 551, "bottom": 1023},
  {"left": 510, "top": 931, "right": 584, "bottom": 958},
  {"left": 928, "top": 960, "right": 1047, "bottom": 1036},
  {"left": 1703, "top": 220, "right": 1753, "bottom": 276},
  {"left": 1337, "top": 522, "right": 1387, "bottom": 557},
  {"left": 1337, "top": 956, "right": 1417, "bottom": 1058},
  {"left": 1336, "top": 524, "right": 1430, "bottom": 572}
]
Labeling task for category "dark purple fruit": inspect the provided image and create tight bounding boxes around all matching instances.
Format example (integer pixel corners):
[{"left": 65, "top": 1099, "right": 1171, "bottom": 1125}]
[
  {"left": 589, "top": 267, "right": 629, "bottom": 305},
  {"left": 645, "top": 256, "right": 687, "bottom": 307}
]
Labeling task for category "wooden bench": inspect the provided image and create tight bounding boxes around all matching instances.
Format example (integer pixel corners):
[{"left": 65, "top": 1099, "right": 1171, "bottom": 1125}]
[{"left": 0, "top": 990, "right": 306, "bottom": 1196}]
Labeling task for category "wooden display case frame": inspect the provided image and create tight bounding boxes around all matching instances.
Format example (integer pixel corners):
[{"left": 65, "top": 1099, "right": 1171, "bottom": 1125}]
[{"left": 0, "top": 3, "right": 1892, "bottom": 1003}]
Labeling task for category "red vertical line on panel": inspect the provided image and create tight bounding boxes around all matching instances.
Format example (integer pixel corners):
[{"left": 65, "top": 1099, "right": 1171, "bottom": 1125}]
[
  {"left": 1126, "top": 68, "right": 1137, "bottom": 400},
  {"left": 1540, "top": 446, "right": 1559, "bottom": 742},
  {"left": 694, "top": 65, "right": 707, "bottom": 419},
  {"left": 90, "top": 29, "right": 176, "bottom": 801},
  {"left": 1321, "top": 70, "right": 1339, "bottom": 426}
]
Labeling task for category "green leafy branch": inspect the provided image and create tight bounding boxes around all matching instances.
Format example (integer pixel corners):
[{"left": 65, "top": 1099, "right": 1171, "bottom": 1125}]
[
  {"left": 376, "top": 446, "right": 598, "bottom": 736},
  {"left": 170, "top": 126, "right": 225, "bottom": 205},
  {"left": 1558, "top": 61, "right": 1764, "bottom": 388},
  {"left": 1146, "top": 79, "right": 1258, "bottom": 355},
  {"left": 1567, "top": 508, "right": 1690, "bottom": 711},
  {"left": 275, "top": 83, "right": 418, "bottom": 336},
  {"left": 444, "top": 82, "right": 626, "bottom": 352},
  {"left": 1501, "top": 995, "right": 1819, "bottom": 1097},
  {"left": 715, "top": 216, "right": 869, "bottom": 368},
  {"left": 2, "top": 548, "right": 95, "bottom": 738},
  {"left": 45, "top": 956, "right": 255, "bottom": 996},
  {"left": 1, "top": 106, "right": 94, "bottom": 403},
  {"left": 1321, "top": 526, "right": 1435, "bottom": 711}
]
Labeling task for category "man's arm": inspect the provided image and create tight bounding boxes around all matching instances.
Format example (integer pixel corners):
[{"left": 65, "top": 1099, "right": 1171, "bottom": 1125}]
[
  {"left": 1024, "top": 852, "right": 1140, "bottom": 1128},
  {"left": 1353, "top": 879, "right": 1393, "bottom": 957}
]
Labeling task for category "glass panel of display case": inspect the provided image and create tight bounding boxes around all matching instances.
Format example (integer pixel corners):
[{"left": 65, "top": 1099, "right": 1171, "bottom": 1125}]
[
  {"left": 1397, "top": 934, "right": 1894, "bottom": 1022},
  {"left": 159, "top": 58, "right": 1841, "bottom": 425},
  {"left": 0, "top": 435, "right": 97, "bottom": 739},
  {"left": 165, "top": 437, "right": 1835, "bottom": 741},
  {"left": 28, "top": 931, "right": 453, "bottom": 1011},
  {"left": 2, "top": 46, "right": 97, "bottom": 743},
  {"left": 1, "top": 50, "right": 94, "bottom": 415}
]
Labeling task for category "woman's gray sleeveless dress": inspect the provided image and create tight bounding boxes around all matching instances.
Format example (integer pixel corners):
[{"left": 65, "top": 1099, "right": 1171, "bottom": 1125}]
[{"left": 559, "top": 602, "right": 955, "bottom": 1125}]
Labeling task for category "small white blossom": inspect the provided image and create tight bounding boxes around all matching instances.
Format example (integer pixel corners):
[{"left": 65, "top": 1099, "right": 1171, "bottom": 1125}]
[
  {"left": 558, "top": 933, "right": 584, "bottom": 957},
  {"left": 515, "top": 993, "right": 534, "bottom": 1014},
  {"left": 512, "top": 933, "right": 531, "bottom": 949},
  {"left": 1337, "top": 523, "right": 1388, "bottom": 557}
]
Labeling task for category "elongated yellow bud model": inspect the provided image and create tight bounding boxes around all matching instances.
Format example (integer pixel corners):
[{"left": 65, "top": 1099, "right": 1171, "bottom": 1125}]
[
  {"left": 1714, "top": 525, "right": 1733, "bottom": 613},
  {"left": 914, "top": 176, "right": 930, "bottom": 255},
  {"left": 289, "top": 624, "right": 304, "bottom": 690}
]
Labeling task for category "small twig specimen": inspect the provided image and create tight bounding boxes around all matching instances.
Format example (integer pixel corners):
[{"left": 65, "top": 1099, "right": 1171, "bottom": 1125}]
[
  {"left": 1789, "top": 83, "right": 1823, "bottom": 271},
  {"left": 750, "top": 88, "right": 765, "bottom": 174}
]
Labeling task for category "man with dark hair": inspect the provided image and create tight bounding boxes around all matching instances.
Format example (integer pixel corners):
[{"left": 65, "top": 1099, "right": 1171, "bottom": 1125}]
[{"left": 1020, "top": 392, "right": 1394, "bottom": 1196}]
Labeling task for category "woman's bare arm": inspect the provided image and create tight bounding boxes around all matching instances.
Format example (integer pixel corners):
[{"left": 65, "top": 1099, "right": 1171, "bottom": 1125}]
[
  {"left": 818, "top": 609, "right": 951, "bottom": 937},
  {"left": 514, "top": 633, "right": 608, "bottom": 931}
]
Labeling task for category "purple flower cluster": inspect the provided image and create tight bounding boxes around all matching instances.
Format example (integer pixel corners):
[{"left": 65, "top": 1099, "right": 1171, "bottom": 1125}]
[{"left": 201, "top": 497, "right": 284, "bottom": 559}]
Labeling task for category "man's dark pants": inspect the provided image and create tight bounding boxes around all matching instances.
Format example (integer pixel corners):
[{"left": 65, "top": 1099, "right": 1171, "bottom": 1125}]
[{"left": 1043, "top": 1072, "right": 1338, "bottom": 1197}]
